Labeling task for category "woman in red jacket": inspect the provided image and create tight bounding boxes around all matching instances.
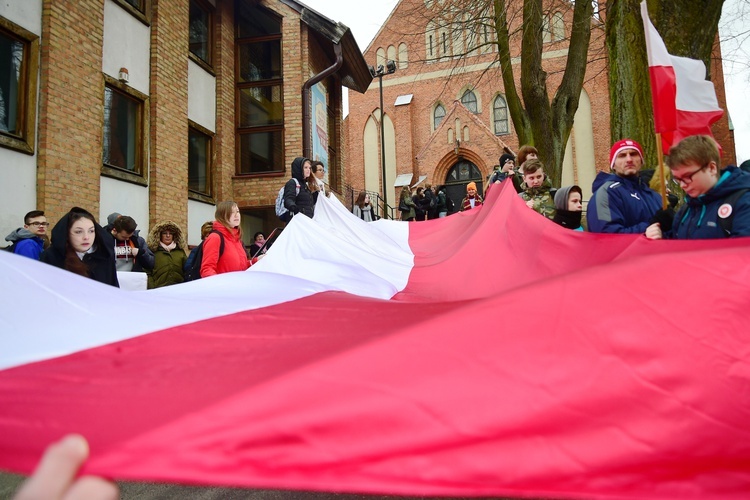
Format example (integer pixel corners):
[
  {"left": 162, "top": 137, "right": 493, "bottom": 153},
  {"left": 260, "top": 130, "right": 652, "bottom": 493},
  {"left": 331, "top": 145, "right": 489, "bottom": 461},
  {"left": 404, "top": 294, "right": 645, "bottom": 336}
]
[{"left": 200, "top": 201, "right": 258, "bottom": 278}]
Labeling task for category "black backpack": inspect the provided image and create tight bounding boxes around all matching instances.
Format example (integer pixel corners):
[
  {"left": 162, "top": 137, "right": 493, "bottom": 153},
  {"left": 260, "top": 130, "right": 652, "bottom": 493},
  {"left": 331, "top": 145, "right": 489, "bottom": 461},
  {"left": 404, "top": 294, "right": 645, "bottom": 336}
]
[
  {"left": 2, "top": 243, "right": 15, "bottom": 253},
  {"left": 183, "top": 230, "right": 225, "bottom": 281},
  {"left": 446, "top": 195, "right": 455, "bottom": 213}
]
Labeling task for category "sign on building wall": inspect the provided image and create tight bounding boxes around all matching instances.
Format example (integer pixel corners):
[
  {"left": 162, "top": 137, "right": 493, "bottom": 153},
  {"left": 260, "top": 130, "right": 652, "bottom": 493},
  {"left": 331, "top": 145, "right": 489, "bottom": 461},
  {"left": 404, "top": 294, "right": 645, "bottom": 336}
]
[{"left": 311, "top": 83, "right": 329, "bottom": 182}]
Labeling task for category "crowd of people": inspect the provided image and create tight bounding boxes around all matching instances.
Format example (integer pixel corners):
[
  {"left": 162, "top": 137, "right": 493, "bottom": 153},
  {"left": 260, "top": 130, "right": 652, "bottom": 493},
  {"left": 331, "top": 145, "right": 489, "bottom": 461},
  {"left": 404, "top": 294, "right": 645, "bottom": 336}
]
[
  {"left": 3, "top": 202, "right": 263, "bottom": 289},
  {"left": 449, "top": 135, "right": 750, "bottom": 238},
  {"left": 4, "top": 135, "right": 749, "bottom": 290}
]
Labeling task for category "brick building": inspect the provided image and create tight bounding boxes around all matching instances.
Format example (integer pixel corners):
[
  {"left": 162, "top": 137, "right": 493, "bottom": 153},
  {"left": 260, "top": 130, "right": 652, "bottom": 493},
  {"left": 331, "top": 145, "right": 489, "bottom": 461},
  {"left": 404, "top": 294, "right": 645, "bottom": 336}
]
[
  {"left": 345, "top": 0, "right": 735, "bottom": 213},
  {"left": 0, "top": 0, "right": 370, "bottom": 246}
]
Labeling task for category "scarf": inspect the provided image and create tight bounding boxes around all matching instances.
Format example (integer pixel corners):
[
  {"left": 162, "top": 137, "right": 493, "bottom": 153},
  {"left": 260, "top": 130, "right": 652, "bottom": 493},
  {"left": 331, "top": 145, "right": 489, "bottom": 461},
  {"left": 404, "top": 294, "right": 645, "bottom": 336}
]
[{"left": 159, "top": 241, "right": 177, "bottom": 252}]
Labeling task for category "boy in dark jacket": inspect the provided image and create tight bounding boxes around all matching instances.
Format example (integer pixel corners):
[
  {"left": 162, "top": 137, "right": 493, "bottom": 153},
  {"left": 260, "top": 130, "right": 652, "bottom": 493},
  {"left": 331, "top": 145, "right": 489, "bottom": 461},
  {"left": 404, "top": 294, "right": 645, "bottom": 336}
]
[
  {"left": 103, "top": 213, "right": 155, "bottom": 272},
  {"left": 645, "top": 135, "right": 750, "bottom": 239}
]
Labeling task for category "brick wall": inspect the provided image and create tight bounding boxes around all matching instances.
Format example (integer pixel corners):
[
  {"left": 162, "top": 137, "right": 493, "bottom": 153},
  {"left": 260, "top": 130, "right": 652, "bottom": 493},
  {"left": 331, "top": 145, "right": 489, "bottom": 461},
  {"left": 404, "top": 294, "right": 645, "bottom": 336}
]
[
  {"left": 37, "top": 0, "right": 106, "bottom": 221},
  {"left": 149, "top": 0, "right": 189, "bottom": 229},
  {"left": 710, "top": 34, "right": 736, "bottom": 167},
  {"left": 214, "top": 0, "right": 235, "bottom": 203}
]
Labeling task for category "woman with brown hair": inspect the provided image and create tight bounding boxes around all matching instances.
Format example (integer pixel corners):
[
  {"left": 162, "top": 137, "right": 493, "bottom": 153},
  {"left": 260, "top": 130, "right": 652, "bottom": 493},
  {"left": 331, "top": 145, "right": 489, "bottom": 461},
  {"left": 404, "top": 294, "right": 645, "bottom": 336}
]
[
  {"left": 398, "top": 186, "right": 416, "bottom": 221},
  {"left": 200, "top": 201, "right": 259, "bottom": 278},
  {"left": 40, "top": 207, "right": 119, "bottom": 287},
  {"left": 352, "top": 191, "right": 378, "bottom": 222}
]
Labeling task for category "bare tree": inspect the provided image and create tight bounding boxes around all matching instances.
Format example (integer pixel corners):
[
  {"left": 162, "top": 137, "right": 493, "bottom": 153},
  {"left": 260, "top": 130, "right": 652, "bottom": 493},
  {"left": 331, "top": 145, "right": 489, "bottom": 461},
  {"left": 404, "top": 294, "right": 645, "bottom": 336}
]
[
  {"left": 386, "top": 0, "right": 596, "bottom": 185},
  {"left": 495, "top": 0, "right": 595, "bottom": 184}
]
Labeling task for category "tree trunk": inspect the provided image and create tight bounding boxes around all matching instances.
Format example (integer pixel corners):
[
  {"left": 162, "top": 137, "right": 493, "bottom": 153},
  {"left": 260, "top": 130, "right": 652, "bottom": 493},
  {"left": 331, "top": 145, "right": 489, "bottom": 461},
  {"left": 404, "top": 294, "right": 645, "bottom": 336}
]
[
  {"left": 494, "top": 0, "right": 593, "bottom": 185},
  {"left": 494, "top": 0, "right": 532, "bottom": 145}
]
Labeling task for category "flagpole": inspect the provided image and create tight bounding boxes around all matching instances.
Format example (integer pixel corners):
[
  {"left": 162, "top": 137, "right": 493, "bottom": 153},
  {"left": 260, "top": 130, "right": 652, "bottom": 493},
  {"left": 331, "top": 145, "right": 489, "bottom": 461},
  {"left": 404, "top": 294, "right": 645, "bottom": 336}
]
[{"left": 655, "top": 133, "right": 668, "bottom": 209}]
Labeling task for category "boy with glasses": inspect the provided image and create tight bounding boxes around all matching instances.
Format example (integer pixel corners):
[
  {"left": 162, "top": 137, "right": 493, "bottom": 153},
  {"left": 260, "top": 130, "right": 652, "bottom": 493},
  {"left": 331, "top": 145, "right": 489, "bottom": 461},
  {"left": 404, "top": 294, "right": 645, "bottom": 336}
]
[
  {"left": 646, "top": 135, "right": 750, "bottom": 239},
  {"left": 4, "top": 210, "right": 49, "bottom": 259}
]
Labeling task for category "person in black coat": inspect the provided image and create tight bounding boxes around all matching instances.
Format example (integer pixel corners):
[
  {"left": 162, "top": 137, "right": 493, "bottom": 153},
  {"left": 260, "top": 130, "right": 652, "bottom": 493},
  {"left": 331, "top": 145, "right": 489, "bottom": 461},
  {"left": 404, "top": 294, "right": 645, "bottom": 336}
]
[
  {"left": 40, "top": 207, "right": 119, "bottom": 287},
  {"left": 283, "top": 157, "right": 317, "bottom": 219}
]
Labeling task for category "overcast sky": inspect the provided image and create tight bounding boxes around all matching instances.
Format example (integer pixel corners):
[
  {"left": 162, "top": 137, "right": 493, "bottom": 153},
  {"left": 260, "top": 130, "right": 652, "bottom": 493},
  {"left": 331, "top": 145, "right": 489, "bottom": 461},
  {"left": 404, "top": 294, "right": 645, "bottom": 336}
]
[{"left": 302, "top": 0, "right": 750, "bottom": 164}]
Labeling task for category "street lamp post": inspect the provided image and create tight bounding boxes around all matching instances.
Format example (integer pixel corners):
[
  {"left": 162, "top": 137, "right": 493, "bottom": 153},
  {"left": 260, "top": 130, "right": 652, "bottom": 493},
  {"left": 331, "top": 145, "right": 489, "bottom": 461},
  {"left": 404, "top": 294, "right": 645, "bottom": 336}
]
[{"left": 369, "top": 60, "right": 397, "bottom": 218}]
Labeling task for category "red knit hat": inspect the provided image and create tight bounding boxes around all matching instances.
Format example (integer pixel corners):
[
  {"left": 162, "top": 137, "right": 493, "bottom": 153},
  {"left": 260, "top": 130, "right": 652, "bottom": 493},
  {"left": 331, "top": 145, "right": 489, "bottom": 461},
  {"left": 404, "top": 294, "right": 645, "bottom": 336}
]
[{"left": 609, "top": 139, "right": 643, "bottom": 169}]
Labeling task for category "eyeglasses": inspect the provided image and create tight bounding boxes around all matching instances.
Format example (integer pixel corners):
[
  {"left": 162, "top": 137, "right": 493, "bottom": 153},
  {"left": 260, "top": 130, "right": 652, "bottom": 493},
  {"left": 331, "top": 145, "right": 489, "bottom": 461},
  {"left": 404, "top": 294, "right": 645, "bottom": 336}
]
[
  {"left": 672, "top": 164, "right": 708, "bottom": 186},
  {"left": 28, "top": 222, "right": 49, "bottom": 227}
]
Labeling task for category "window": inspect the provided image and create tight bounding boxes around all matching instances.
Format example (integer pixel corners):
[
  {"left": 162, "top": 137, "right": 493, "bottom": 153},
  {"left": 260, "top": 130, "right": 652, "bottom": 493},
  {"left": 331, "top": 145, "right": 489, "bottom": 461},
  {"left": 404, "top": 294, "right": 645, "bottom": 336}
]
[
  {"left": 188, "top": 122, "right": 213, "bottom": 197},
  {"left": 112, "top": 0, "right": 151, "bottom": 25},
  {"left": 189, "top": 0, "right": 213, "bottom": 68},
  {"left": 493, "top": 95, "right": 509, "bottom": 135},
  {"left": 102, "top": 81, "right": 146, "bottom": 176},
  {"left": 542, "top": 16, "right": 552, "bottom": 43},
  {"left": 398, "top": 43, "right": 408, "bottom": 69},
  {"left": 461, "top": 89, "right": 478, "bottom": 113},
  {"left": 447, "top": 160, "right": 482, "bottom": 182},
  {"left": 0, "top": 20, "right": 39, "bottom": 155},
  {"left": 236, "top": 3, "right": 284, "bottom": 174},
  {"left": 433, "top": 104, "right": 445, "bottom": 130},
  {"left": 552, "top": 12, "right": 565, "bottom": 41}
]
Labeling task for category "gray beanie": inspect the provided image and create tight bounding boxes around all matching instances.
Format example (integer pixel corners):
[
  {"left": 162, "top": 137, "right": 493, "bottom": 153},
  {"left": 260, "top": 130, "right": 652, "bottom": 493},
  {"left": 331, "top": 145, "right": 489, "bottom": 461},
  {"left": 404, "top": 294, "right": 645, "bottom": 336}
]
[{"left": 554, "top": 185, "right": 582, "bottom": 211}]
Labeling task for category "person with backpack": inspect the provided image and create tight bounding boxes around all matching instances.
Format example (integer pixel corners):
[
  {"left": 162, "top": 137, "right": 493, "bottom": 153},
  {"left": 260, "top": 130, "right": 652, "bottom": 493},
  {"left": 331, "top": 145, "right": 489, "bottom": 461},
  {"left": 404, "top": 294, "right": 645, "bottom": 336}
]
[
  {"left": 645, "top": 135, "right": 750, "bottom": 239},
  {"left": 436, "top": 185, "right": 449, "bottom": 218},
  {"left": 200, "top": 201, "right": 259, "bottom": 278},
  {"left": 4, "top": 210, "right": 49, "bottom": 259},
  {"left": 282, "top": 157, "right": 317, "bottom": 220}
]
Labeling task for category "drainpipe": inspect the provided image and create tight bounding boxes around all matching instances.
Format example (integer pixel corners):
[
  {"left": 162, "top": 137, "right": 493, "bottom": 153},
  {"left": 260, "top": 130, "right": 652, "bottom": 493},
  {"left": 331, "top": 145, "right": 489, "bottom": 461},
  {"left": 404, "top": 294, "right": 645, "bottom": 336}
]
[{"left": 302, "top": 43, "right": 343, "bottom": 159}]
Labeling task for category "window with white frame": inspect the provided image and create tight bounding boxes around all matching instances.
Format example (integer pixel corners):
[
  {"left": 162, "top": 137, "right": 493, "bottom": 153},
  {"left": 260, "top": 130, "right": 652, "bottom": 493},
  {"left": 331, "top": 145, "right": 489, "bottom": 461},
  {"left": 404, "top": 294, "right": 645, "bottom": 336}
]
[
  {"left": 461, "top": 89, "right": 478, "bottom": 114},
  {"left": 493, "top": 95, "right": 509, "bottom": 135},
  {"left": 433, "top": 103, "right": 445, "bottom": 129}
]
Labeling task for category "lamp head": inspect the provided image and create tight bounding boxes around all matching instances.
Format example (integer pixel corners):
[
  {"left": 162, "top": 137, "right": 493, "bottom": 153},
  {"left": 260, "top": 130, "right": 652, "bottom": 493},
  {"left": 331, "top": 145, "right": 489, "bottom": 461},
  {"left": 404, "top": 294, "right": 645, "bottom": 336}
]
[{"left": 386, "top": 60, "right": 397, "bottom": 74}]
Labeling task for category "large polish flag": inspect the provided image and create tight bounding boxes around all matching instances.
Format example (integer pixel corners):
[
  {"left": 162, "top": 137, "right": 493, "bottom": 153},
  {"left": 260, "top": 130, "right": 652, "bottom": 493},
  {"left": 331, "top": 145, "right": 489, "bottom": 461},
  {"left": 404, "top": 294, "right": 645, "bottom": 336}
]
[
  {"left": 1, "top": 183, "right": 750, "bottom": 499},
  {"left": 641, "top": 1, "right": 724, "bottom": 152}
]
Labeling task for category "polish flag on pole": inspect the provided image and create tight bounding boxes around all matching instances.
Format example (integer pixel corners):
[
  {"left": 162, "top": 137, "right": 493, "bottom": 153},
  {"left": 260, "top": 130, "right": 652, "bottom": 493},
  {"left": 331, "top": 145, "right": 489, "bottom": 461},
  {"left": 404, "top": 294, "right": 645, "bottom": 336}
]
[{"left": 641, "top": 1, "right": 724, "bottom": 152}]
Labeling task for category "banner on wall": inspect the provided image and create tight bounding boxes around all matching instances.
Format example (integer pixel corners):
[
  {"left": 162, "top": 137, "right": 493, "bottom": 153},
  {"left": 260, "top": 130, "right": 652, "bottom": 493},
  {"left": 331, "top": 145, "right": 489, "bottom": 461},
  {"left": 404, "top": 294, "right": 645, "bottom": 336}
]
[{"left": 311, "top": 82, "right": 329, "bottom": 182}]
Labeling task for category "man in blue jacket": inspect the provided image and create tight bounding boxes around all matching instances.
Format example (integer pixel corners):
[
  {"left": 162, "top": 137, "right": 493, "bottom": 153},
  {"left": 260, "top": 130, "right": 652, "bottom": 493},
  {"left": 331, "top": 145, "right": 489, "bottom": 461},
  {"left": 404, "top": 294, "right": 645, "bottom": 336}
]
[
  {"left": 645, "top": 135, "right": 750, "bottom": 239},
  {"left": 4, "top": 210, "right": 48, "bottom": 259},
  {"left": 588, "top": 139, "right": 662, "bottom": 234}
]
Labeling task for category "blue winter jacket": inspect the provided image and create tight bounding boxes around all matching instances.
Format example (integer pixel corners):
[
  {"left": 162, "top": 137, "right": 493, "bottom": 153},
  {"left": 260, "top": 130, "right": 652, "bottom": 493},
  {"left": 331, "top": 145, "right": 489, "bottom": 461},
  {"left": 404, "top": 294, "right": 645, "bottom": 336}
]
[
  {"left": 587, "top": 172, "right": 662, "bottom": 234},
  {"left": 670, "top": 166, "right": 750, "bottom": 239}
]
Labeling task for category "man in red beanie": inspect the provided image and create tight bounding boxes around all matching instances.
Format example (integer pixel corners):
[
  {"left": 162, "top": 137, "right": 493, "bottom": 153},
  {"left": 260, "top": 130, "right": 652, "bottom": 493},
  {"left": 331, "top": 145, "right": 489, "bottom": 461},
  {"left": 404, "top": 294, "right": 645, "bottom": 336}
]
[{"left": 587, "top": 139, "right": 662, "bottom": 233}]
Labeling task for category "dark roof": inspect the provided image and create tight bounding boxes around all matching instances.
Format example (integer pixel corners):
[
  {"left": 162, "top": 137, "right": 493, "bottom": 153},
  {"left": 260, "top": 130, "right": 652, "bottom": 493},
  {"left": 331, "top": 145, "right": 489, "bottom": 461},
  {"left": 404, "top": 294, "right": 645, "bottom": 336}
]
[{"left": 279, "top": 0, "right": 373, "bottom": 94}]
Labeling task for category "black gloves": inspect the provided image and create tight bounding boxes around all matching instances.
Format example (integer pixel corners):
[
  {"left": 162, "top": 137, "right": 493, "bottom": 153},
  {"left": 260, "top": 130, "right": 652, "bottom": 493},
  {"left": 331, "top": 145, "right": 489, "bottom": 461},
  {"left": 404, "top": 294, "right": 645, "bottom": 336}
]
[
  {"left": 650, "top": 208, "right": 675, "bottom": 233},
  {"left": 667, "top": 193, "right": 679, "bottom": 209}
]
